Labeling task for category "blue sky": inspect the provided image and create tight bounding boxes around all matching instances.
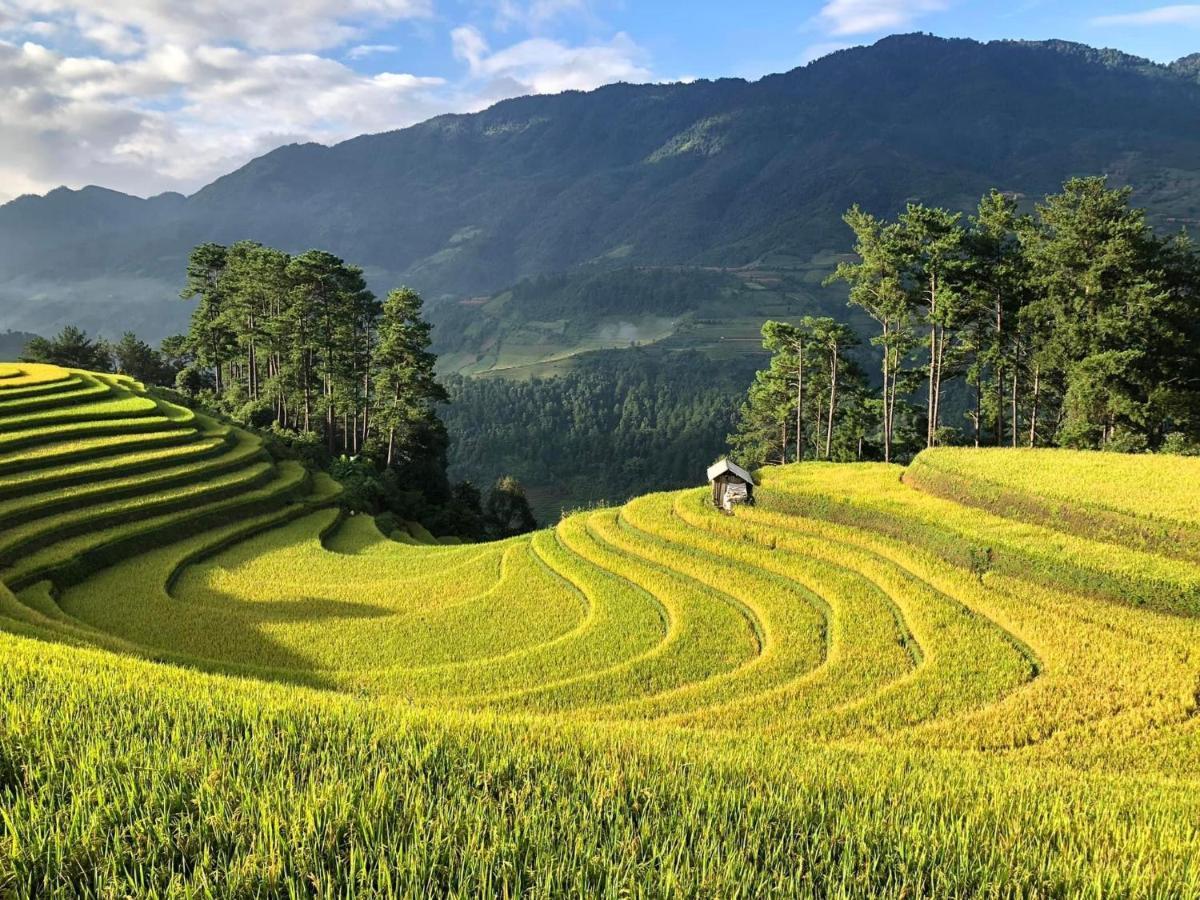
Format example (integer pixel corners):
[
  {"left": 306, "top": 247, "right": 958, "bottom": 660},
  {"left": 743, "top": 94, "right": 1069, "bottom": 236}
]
[
  {"left": 0, "top": 1, "right": 1197, "bottom": 200},
  {"left": 354, "top": 1, "right": 1200, "bottom": 83}
]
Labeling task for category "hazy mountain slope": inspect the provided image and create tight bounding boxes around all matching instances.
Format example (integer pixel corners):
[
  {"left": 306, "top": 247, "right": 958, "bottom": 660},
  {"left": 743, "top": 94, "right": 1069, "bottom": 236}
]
[{"left": 4, "top": 33, "right": 1200, "bottom": 342}]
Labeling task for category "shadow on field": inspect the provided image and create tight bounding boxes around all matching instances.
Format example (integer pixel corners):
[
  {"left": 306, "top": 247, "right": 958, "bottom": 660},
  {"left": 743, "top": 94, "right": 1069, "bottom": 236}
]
[{"left": 60, "top": 583, "right": 394, "bottom": 692}]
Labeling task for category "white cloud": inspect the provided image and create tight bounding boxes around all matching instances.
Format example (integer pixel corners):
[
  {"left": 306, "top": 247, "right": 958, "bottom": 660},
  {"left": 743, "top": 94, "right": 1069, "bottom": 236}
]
[
  {"left": 0, "top": 0, "right": 432, "bottom": 54},
  {"left": 1092, "top": 5, "right": 1200, "bottom": 27},
  {"left": 816, "top": 0, "right": 950, "bottom": 36},
  {"left": 346, "top": 43, "right": 399, "bottom": 59},
  {"left": 75, "top": 15, "right": 142, "bottom": 56},
  {"left": 451, "top": 24, "right": 649, "bottom": 94},
  {"left": 0, "top": 1, "right": 658, "bottom": 202},
  {"left": 0, "top": 36, "right": 448, "bottom": 201}
]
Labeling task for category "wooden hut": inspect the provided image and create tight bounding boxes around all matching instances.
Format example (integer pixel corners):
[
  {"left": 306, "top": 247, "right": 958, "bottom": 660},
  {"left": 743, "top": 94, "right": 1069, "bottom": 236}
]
[{"left": 707, "top": 459, "right": 755, "bottom": 511}]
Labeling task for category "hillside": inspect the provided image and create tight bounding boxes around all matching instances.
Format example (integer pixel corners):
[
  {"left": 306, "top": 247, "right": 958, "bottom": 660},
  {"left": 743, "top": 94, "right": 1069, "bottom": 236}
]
[
  {"left": 2, "top": 364, "right": 1200, "bottom": 894},
  {"left": 6, "top": 33, "right": 1200, "bottom": 347}
]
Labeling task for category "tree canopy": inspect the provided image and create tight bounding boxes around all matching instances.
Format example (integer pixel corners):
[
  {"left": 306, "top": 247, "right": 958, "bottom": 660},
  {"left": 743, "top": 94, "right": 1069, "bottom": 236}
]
[{"left": 737, "top": 176, "right": 1200, "bottom": 466}]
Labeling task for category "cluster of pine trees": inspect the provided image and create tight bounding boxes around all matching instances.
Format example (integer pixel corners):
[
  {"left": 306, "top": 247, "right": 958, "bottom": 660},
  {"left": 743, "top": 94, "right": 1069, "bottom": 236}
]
[
  {"left": 734, "top": 177, "right": 1200, "bottom": 465},
  {"left": 176, "top": 241, "right": 536, "bottom": 539},
  {"left": 181, "top": 242, "right": 447, "bottom": 467}
]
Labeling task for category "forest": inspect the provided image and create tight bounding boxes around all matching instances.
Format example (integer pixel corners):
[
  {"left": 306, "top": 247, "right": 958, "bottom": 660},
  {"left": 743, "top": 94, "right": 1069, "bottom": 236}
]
[
  {"left": 21, "top": 176, "right": 1200, "bottom": 527},
  {"left": 442, "top": 349, "right": 756, "bottom": 518},
  {"left": 732, "top": 177, "right": 1200, "bottom": 466}
]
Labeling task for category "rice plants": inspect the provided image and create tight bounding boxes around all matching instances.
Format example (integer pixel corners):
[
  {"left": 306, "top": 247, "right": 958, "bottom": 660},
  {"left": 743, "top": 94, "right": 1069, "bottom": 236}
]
[
  {"left": 762, "top": 462, "right": 1200, "bottom": 614},
  {"left": 3, "top": 366, "right": 1200, "bottom": 895},
  {"left": 909, "top": 447, "right": 1200, "bottom": 527},
  {"left": 907, "top": 447, "right": 1200, "bottom": 558},
  {"left": 0, "top": 362, "right": 70, "bottom": 387},
  {"left": 0, "top": 373, "right": 83, "bottom": 400},
  {"left": 167, "top": 514, "right": 582, "bottom": 673},
  {"left": 0, "top": 392, "right": 158, "bottom": 429},
  {"left": 0, "top": 373, "right": 111, "bottom": 413}
]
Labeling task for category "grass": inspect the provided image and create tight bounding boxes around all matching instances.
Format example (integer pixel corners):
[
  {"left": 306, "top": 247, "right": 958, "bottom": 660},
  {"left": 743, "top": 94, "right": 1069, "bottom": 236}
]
[{"left": 3, "top": 367, "right": 1200, "bottom": 895}]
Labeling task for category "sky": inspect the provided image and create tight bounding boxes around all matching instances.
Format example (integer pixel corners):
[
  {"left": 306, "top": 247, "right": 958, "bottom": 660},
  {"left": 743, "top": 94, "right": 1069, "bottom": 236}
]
[{"left": 0, "top": 1, "right": 1197, "bottom": 203}]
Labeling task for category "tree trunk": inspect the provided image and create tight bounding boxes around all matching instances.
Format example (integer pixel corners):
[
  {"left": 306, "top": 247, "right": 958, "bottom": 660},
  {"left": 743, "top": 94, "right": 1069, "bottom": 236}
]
[
  {"left": 825, "top": 346, "right": 837, "bottom": 459},
  {"left": 881, "top": 321, "right": 892, "bottom": 464},
  {"left": 930, "top": 323, "right": 948, "bottom": 448},
  {"left": 1028, "top": 364, "right": 1041, "bottom": 448},
  {"left": 995, "top": 367, "right": 1004, "bottom": 447},
  {"left": 813, "top": 395, "right": 823, "bottom": 460},
  {"left": 926, "top": 271, "right": 938, "bottom": 448},
  {"left": 325, "top": 371, "right": 335, "bottom": 455},
  {"left": 208, "top": 300, "right": 223, "bottom": 395},
  {"left": 361, "top": 375, "right": 370, "bottom": 449},
  {"left": 795, "top": 336, "right": 804, "bottom": 463},
  {"left": 974, "top": 377, "right": 981, "bottom": 447},
  {"left": 995, "top": 296, "right": 1004, "bottom": 446},
  {"left": 1011, "top": 345, "right": 1020, "bottom": 449},
  {"left": 889, "top": 361, "right": 899, "bottom": 460},
  {"left": 303, "top": 348, "right": 312, "bottom": 433},
  {"left": 927, "top": 322, "right": 937, "bottom": 448}
]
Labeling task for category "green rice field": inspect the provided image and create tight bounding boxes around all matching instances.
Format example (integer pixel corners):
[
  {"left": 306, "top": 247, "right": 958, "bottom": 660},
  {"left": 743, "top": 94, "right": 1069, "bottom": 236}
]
[{"left": 2, "top": 363, "right": 1200, "bottom": 896}]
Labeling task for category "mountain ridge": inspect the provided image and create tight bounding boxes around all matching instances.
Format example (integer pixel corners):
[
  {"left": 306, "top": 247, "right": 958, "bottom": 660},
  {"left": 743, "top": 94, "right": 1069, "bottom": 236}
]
[
  {"left": 8, "top": 33, "right": 1196, "bottom": 210},
  {"left": 5, "top": 32, "right": 1200, "bottom": 343}
]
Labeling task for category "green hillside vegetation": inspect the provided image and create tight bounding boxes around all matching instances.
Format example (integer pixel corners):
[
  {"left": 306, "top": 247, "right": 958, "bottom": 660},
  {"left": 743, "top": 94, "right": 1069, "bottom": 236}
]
[
  {"left": 429, "top": 267, "right": 838, "bottom": 376},
  {"left": 37, "top": 242, "right": 541, "bottom": 543},
  {"left": 443, "top": 177, "right": 1200, "bottom": 518},
  {"left": 3, "top": 363, "right": 1200, "bottom": 894},
  {"left": 9, "top": 35, "right": 1200, "bottom": 345},
  {"left": 442, "top": 349, "right": 758, "bottom": 521}
]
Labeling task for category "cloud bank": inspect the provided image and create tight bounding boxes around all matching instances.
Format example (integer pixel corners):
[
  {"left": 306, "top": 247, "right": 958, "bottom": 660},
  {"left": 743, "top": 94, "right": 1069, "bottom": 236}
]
[
  {"left": 1092, "top": 5, "right": 1200, "bottom": 27},
  {"left": 0, "top": 0, "right": 651, "bottom": 201}
]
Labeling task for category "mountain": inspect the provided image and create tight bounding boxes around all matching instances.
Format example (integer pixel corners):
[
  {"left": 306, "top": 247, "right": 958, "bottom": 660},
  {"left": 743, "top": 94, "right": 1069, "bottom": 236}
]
[{"left": 5, "top": 33, "right": 1200, "bottom": 348}]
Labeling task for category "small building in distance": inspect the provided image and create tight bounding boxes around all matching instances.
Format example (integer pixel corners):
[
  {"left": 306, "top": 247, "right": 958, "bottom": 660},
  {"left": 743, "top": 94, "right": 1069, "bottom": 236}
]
[{"left": 707, "top": 459, "right": 756, "bottom": 511}]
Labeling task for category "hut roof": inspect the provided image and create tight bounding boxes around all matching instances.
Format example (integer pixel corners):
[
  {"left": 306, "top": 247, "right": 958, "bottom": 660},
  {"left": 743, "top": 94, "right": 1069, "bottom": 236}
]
[{"left": 706, "top": 459, "right": 756, "bottom": 486}]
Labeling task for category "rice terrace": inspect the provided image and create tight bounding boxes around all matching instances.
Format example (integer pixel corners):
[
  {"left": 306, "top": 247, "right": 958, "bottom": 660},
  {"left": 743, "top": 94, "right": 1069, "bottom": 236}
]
[
  {"left": 11, "top": 6, "right": 1200, "bottom": 897},
  {"left": 1, "top": 361, "right": 1199, "bottom": 895}
]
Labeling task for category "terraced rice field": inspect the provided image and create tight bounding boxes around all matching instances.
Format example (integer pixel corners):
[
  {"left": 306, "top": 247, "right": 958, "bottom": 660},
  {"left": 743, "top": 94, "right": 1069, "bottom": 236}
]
[{"left": 2, "top": 364, "right": 1200, "bottom": 896}]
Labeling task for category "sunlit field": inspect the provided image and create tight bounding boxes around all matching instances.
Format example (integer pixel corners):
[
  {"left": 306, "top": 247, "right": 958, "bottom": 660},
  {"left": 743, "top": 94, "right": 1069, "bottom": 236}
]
[{"left": 3, "top": 364, "right": 1200, "bottom": 896}]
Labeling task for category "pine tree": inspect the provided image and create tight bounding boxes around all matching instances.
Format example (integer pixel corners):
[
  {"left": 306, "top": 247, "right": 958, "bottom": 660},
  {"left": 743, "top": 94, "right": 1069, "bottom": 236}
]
[
  {"left": 805, "top": 316, "right": 859, "bottom": 459},
  {"left": 897, "top": 203, "right": 968, "bottom": 447},
  {"left": 22, "top": 326, "right": 111, "bottom": 370},
  {"left": 1022, "top": 177, "right": 1169, "bottom": 448},
  {"left": 374, "top": 288, "right": 447, "bottom": 467},
  {"left": 965, "top": 191, "right": 1031, "bottom": 446},
  {"left": 111, "top": 332, "right": 167, "bottom": 384},
  {"left": 826, "top": 207, "right": 912, "bottom": 462},
  {"left": 180, "top": 243, "right": 232, "bottom": 394},
  {"left": 485, "top": 476, "right": 538, "bottom": 538}
]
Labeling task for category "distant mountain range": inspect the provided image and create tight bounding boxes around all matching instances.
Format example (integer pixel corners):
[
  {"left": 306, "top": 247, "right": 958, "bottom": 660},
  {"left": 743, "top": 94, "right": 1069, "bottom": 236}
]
[{"left": 5, "top": 33, "right": 1200, "bottom": 351}]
